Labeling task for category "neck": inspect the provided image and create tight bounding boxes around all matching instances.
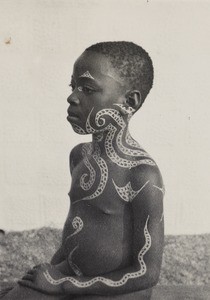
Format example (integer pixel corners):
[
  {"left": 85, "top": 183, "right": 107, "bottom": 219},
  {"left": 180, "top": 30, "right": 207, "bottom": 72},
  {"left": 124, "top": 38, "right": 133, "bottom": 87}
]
[{"left": 92, "top": 123, "right": 131, "bottom": 155}]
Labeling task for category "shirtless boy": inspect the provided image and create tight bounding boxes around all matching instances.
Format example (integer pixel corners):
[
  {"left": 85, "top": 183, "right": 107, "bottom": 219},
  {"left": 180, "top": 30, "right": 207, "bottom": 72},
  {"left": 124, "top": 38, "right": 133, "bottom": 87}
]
[{"left": 1, "top": 41, "right": 164, "bottom": 300}]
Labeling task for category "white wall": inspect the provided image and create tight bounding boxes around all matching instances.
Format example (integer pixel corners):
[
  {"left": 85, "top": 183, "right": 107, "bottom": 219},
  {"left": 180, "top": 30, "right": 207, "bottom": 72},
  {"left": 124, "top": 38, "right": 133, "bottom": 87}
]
[{"left": 0, "top": 0, "right": 210, "bottom": 234}]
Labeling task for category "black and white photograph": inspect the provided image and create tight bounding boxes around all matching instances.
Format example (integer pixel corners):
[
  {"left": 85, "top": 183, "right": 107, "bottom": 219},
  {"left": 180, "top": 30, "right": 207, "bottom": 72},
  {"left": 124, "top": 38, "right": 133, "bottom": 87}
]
[{"left": 0, "top": 1, "right": 209, "bottom": 299}]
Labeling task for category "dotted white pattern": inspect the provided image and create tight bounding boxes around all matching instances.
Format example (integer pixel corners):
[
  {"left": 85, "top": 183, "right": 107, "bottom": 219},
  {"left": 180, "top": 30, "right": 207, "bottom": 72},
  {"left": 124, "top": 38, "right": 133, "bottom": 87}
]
[
  {"left": 79, "top": 71, "right": 95, "bottom": 80},
  {"left": 44, "top": 216, "right": 151, "bottom": 288},
  {"left": 74, "top": 143, "right": 108, "bottom": 203},
  {"left": 105, "top": 124, "right": 155, "bottom": 169},
  {"left": 112, "top": 180, "right": 150, "bottom": 202},
  {"left": 71, "top": 123, "right": 86, "bottom": 135},
  {"left": 70, "top": 216, "right": 84, "bottom": 237},
  {"left": 80, "top": 144, "right": 96, "bottom": 191}
]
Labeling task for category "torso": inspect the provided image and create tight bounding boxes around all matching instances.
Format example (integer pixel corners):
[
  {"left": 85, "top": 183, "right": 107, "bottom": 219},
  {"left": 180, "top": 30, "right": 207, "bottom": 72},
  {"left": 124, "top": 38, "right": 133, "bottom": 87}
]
[{"left": 61, "top": 140, "right": 156, "bottom": 277}]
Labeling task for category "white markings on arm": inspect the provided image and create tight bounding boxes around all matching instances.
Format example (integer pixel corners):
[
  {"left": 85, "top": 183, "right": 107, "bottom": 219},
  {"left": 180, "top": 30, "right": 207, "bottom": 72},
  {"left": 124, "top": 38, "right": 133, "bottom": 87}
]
[
  {"left": 153, "top": 185, "right": 165, "bottom": 195},
  {"left": 112, "top": 180, "right": 150, "bottom": 202},
  {"left": 44, "top": 216, "right": 151, "bottom": 288}
]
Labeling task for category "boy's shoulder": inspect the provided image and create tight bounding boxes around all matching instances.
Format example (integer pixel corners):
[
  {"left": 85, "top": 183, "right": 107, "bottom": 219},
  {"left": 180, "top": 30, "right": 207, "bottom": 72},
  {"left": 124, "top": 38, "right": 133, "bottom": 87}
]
[
  {"left": 69, "top": 142, "right": 90, "bottom": 173},
  {"left": 130, "top": 161, "right": 163, "bottom": 191}
]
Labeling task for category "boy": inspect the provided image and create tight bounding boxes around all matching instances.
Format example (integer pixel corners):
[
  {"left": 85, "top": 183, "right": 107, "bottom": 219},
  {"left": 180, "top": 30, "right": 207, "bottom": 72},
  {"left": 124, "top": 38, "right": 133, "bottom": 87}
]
[{"left": 1, "top": 41, "right": 164, "bottom": 299}]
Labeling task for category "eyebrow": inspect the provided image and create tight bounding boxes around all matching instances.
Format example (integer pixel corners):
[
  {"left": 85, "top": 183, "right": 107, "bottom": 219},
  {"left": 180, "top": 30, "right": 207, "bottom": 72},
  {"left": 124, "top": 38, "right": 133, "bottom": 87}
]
[{"left": 79, "top": 71, "right": 95, "bottom": 80}]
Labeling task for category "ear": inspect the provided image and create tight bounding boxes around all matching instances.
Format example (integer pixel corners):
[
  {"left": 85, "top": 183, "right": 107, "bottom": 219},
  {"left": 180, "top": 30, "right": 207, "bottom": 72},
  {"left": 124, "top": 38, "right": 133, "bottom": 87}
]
[{"left": 125, "top": 90, "right": 142, "bottom": 112}]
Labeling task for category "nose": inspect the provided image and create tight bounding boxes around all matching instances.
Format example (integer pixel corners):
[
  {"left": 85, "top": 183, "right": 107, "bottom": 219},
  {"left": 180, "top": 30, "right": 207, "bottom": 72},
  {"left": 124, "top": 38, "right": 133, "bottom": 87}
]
[{"left": 67, "top": 93, "right": 80, "bottom": 105}]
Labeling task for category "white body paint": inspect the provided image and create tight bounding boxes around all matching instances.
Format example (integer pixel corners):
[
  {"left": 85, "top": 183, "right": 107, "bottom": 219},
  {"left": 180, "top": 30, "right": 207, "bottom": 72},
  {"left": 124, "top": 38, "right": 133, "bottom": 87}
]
[
  {"left": 71, "top": 106, "right": 156, "bottom": 202},
  {"left": 80, "top": 144, "right": 96, "bottom": 191},
  {"left": 68, "top": 246, "right": 83, "bottom": 277},
  {"left": 112, "top": 180, "right": 150, "bottom": 203},
  {"left": 153, "top": 185, "right": 165, "bottom": 195},
  {"left": 79, "top": 71, "right": 95, "bottom": 80},
  {"left": 44, "top": 216, "right": 151, "bottom": 288}
]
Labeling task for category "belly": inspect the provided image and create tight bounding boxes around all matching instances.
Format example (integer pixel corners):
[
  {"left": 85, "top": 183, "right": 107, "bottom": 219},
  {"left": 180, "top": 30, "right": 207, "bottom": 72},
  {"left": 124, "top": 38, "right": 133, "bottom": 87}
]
[{"left": 61, "top": 202, "right": 133, "bottom": 276}]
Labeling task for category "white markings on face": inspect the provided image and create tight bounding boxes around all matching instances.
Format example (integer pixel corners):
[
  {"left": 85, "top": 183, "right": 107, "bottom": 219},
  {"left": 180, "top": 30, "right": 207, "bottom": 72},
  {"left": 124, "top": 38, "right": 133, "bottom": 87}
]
[
  {"left": 44, "top": 216, "right": 151, "bottom": 288},
  {"left": 71, "top": 123, "right": 86, "bottom": 135},
  {"left": 68, "top": 245, "right": 83, "bottom": 277},
  {"left": 153, "top": 185, "right": 165, "bottom": 195},
  {"left": 113, "top": 103, "right": 135, "bottom": 115},
  {"left": 112, "top": 180, "right": 150, "bottom": 203},
  {"left": 72, "top": 106, "right": 156, "bottom": 203},
  {"left": 79, "top": 71, "right": 95, "bottom": 80}
]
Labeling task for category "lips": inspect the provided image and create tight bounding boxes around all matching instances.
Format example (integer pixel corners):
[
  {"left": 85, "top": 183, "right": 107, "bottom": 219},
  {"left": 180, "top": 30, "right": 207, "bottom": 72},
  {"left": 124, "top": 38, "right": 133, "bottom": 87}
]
[{"left": 67, "top": 109, "right": 80, "bottom": 123}]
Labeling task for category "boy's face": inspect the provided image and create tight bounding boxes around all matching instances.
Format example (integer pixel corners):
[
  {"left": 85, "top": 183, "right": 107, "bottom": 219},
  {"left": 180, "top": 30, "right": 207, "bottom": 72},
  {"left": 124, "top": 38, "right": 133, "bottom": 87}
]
[{"left": 67, "top": 51, "right": 129, "bottom": 134}]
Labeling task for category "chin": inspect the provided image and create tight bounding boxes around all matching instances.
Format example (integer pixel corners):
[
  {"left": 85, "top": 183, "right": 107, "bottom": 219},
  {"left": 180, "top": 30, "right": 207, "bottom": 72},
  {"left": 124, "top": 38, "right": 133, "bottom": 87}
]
[{"left": 71, "top": 123, "right": 88, "bottom": 135}]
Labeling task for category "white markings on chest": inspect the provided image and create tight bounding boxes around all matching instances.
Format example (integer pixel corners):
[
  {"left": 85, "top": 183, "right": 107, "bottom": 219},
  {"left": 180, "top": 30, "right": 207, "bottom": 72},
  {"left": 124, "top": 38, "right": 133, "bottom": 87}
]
[
  {"left": 72, "top": 106, "right": 156, "bottom": 203},
  {"left": 44, "top": 216, "right": 152, "bottom": 288},
  {"left": 112, "top": 180, "right": 150, "bottom": 202},
  {"left": 74, "top": 143, "right": 108, "bottom": 203},
  {"left": 80, "top": 144, "right": 96, "bottom": 191}
]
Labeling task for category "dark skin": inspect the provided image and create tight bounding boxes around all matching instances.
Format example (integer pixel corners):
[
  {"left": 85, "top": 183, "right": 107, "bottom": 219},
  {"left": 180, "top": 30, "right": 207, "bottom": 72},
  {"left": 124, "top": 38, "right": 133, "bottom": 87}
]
[{"left": 2, "top": 51, "right": 164, "bottom": 300}]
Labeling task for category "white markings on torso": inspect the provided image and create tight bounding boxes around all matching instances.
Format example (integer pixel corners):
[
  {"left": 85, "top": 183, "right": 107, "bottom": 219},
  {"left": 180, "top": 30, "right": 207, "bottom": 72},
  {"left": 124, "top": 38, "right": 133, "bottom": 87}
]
[
  {"left": 44, "top": 216, "right": 152, "bottom": 288},
  {"left": 112, "top": 180, "right": 150, "bottom": 202},
  {"left": 71, "top": 106, "right": 156, "bottom": 203},
  {"left": 80, "top": 144, "right": 96, "bottom": 191},
  {"left": 68, "top": 245, "right": 83, "bottom": 277},
  {"left": 74, "top": 143, "right": 108, "bottom": 203}
]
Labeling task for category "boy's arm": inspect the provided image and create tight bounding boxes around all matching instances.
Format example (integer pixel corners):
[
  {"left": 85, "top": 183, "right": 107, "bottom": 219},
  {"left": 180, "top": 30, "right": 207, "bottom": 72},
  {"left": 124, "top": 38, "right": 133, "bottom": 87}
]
[{"left": 20, "top": 165, "right": 164, "bottom": 296}]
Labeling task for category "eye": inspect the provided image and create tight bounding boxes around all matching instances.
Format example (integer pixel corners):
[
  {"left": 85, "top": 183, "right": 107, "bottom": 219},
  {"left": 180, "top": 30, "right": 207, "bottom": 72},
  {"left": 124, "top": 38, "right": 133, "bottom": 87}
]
[
  {"left": 69, "top": 83, "right": 75, "bottom": 91},
  {"left": 78, "top": 86, "right": 95, "bottom": 94}
]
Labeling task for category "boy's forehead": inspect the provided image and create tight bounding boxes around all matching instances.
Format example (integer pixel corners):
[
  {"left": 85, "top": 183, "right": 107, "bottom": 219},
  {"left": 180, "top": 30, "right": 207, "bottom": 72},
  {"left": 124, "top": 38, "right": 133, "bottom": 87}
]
[{"left": 73, "top": 51, "right": 123, "bottom": 83}]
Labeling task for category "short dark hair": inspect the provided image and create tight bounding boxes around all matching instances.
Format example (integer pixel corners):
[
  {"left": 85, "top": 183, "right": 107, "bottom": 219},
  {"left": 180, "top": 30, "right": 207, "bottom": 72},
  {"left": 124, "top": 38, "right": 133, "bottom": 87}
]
[{"left": 86, "top": 41, "right": 154, "bottom": 102}]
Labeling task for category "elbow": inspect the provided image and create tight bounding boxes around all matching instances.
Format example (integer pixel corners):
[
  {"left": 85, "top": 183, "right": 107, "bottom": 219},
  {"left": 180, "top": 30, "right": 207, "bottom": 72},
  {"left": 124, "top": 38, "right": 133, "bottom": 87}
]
[{"left": 146, "top": 266, "right": 161, "bottom": 288}]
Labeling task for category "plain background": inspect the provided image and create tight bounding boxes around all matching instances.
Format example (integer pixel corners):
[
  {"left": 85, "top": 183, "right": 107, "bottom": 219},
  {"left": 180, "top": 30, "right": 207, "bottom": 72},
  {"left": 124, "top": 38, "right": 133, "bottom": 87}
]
[{"left": 0, "top": 0, "right": 210, "bottom": 235}]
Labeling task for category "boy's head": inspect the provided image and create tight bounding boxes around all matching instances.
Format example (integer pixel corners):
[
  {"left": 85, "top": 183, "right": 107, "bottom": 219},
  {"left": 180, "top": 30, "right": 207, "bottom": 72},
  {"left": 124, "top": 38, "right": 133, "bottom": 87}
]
[
  {"left": 85, "top": 41, "right": 154, "bottom": 103},
  {"left": 67, "top": 41, "right": 154, "bottom": 134}
]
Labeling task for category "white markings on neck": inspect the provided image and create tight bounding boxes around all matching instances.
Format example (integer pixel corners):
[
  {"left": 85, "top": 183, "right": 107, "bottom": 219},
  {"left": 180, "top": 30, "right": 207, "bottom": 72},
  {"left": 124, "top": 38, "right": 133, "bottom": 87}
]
[
  {"left": 112, "top": 180, "right": 150, "bottom": 202},
  {"left": 71, "top": 123, "right": 86, "bottom": 135},
  {"left": 44, "top": 216, "right": 151, "bottom": 288},
  {"left": 79, "top": 71, "right": 95, "bottom": 80}
]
